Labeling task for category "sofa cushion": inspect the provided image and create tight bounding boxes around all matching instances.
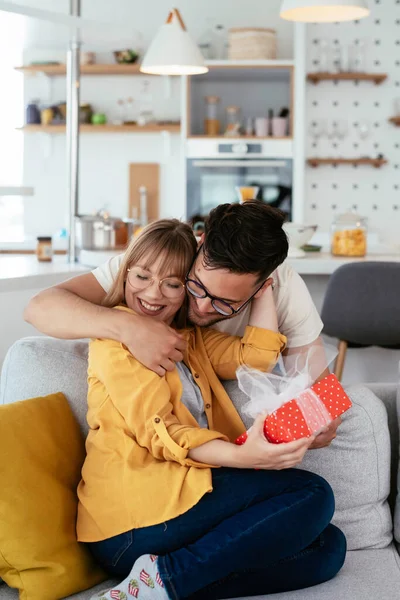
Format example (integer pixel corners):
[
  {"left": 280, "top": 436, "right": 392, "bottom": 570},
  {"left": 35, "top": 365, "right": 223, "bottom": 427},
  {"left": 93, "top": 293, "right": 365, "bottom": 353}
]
[
  {"left": 0, "top": 392, "right": 106, "bottom": 600},
  {"left": 225, "top": 381, "right": 393, "bottom": 550},
  {"left": 395, "top": 365, "right": 400, "bottom": 545},
  {"left": 0, "top": 547, "right": 399, "bottom": 600}
]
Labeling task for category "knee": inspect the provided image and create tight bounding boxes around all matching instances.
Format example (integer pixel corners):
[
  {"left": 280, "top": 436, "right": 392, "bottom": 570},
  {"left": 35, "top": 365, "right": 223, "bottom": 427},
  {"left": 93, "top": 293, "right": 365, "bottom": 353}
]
[
  {"left": 296, "top": 469, "right": 336, "bottom": 525},
  {"left": 322, "top": 524, "right": 347, "bottom": 581},
  {"left": 313, "top": 473, "right": 335, "bottom": 523}
]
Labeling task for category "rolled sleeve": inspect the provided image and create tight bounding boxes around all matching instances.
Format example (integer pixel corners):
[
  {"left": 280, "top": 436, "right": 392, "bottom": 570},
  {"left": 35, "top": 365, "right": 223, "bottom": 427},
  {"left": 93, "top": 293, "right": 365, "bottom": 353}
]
[
  {"left": 242, "top": 326, "right": 287, "bottom": 352},
  {"left": 201, "top": 325, "right": 287, "bottom": 380},
  {"left": 151, "top": 415, "right": 227, "bottom": 468}
]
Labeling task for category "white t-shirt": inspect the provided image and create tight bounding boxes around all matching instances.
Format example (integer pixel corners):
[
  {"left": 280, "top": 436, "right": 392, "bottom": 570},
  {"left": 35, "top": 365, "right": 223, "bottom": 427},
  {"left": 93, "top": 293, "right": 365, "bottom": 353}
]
[{"left": 92, "top": 256, "right": 323, "bottom": 349}]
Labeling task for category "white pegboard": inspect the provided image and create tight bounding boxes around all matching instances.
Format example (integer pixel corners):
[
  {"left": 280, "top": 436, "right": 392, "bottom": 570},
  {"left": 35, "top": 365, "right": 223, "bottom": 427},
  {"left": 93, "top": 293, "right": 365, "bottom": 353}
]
[{"left": 305, "top": 0, "right": 400, "bottom": 247}]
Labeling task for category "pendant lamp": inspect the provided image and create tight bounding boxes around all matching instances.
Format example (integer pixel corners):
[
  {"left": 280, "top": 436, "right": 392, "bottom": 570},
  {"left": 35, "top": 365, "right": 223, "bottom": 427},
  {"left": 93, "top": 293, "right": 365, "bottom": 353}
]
[
  {"left": 140, "top": 8, "right": 208, "bottom": 76},
  {"left": 280, "top": 0, "right": 370, "bottom": 22}
]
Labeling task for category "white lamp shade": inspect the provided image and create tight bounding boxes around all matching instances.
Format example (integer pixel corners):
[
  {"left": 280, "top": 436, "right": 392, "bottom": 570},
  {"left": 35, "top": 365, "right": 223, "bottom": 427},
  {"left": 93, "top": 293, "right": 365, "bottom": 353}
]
[
  {"left": 140, "top": 16, "right": 208, "bottom": 76},
  {"left": 280, "top": 0, "right": 370, "bottom": 22}
]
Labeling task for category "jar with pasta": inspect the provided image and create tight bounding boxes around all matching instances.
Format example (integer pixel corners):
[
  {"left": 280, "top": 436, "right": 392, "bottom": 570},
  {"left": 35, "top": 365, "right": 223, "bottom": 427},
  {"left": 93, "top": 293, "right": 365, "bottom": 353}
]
[
  {"left": 204, "top": 96, "right": 220, "bottom": 136},
  {"left": 331, "top": 211, "right": 367, "bottom": 257}
]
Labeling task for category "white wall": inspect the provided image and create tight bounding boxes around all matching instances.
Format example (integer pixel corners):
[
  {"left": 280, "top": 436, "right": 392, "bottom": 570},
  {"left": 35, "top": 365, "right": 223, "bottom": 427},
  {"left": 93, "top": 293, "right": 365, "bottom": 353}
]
[
  {"left": 21, "top": 0, "right": 294, "bottom": 242},
  {"left": 304, "top": 3, "right": 400, "bottom": 247},
  {"left": 0, "top": 288, "right": 45, "bottom": 367}
]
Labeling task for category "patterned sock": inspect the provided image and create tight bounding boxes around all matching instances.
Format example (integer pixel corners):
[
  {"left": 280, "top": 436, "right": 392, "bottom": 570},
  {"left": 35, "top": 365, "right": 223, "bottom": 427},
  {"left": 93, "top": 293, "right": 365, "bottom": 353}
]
[{"left": 91, "top": 554, "right": 168, "bottom": 600}]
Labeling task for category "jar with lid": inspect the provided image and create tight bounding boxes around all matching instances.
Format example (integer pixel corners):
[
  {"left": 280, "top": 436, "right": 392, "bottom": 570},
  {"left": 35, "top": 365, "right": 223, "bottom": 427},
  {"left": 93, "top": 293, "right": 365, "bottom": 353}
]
[
  {"left": 204, "top": 96, "right": 220, "bottom": 135},
  {"left": 36, "top": 237, "right": 53, "bottom": 262},
  {"left": 26, "top": 99, "right": 41, "bottom": 125},
  {"left": 224, "top": 105, "right": 241, "bottom": 136},
  {"left": 331, "top": 211, "right": 367, "bottom": 257}
]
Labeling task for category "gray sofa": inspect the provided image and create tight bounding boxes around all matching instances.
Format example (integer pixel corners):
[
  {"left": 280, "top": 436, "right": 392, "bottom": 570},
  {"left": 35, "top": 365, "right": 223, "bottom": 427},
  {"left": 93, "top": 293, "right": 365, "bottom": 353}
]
[{"left": 1, "top": 336, "right": 400, "bottom": 600}]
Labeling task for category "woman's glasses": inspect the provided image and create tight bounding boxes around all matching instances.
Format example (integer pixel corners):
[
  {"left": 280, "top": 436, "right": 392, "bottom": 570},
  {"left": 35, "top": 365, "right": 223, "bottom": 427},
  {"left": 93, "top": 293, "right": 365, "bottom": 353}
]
[{"left": 127, "top": 267, "right": 185, "bottom": 299}]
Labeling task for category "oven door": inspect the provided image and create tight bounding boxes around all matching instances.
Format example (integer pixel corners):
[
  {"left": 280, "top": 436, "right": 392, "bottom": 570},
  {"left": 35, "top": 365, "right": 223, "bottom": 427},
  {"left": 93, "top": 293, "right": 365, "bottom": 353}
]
[{"left": 186, "top": 158, "right": 292, "bottom": 221}]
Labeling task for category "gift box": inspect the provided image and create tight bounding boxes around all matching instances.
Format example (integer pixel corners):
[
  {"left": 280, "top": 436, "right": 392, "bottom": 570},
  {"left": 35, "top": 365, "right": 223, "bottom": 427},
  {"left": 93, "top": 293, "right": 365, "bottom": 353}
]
[{"left": 235, "top": 373, "right": 352, "bottom": 445}]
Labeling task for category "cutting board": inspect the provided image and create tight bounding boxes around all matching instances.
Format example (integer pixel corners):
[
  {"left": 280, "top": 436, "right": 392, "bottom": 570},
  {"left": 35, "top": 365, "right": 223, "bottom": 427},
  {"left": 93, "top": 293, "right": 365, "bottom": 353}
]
[{"left": 129, "top": 163, "right": 159, "bottom": 223}]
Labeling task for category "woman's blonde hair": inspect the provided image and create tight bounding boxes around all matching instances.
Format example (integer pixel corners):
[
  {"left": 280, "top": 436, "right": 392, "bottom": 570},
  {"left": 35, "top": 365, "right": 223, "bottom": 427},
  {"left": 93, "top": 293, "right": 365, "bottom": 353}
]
[{"left": 103, "top": 219, "right": 197, "bottom": 325}]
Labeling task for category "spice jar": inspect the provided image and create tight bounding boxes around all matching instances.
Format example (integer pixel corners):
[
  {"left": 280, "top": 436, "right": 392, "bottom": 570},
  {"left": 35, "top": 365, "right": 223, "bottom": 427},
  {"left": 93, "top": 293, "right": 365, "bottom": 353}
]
[
  {"left": 204, "top": 96, "right": 220, "bottom": 135},
  {"left": 331, "top": 211, "right": 367, "bottom": 257},
  {"left": 36, "top": 237, "right": 53, "bottom": 262},
  {"left": 224, "top": 106, "right": 241, "bottom": 136}
]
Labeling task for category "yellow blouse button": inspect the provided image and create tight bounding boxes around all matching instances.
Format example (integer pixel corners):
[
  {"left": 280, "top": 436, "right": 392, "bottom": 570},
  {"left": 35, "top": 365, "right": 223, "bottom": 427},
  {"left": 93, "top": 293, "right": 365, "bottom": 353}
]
[
  {"left": 154, "top": 417, "right": 161, "bottom": 423},
  {"left": 205, "top": 403, "right": 211, "bottom": 409},
  {"left": 194, "top": 373, "right": 200, "bottom": 379}
]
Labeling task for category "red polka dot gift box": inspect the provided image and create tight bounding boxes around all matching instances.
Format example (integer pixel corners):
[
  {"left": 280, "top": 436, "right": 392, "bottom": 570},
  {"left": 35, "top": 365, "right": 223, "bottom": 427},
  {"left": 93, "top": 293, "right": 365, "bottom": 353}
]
[{"left": 235, "top": 373, "right": 352, "bottom": 445}]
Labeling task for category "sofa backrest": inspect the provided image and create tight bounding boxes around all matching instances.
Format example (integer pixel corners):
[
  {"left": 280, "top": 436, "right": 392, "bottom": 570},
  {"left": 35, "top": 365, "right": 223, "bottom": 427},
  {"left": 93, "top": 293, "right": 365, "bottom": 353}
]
[{"left": 0, "top": 337, "right": 90, "bottom": 436}]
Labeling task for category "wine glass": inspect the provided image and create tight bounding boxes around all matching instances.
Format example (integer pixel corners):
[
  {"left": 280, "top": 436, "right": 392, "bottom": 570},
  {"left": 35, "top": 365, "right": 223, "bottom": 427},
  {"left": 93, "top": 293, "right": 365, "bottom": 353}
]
[
  {"left": 309, "top": 120, "right": 326, "bottom": 155},
  {"left": 354, "top": 119, "right": 370, "bottom": 156},
  {"left": 317, "top": 40, "right": 331, "bottom": 73},
  {"left": 336, "top": 119, "right": 349, "bottom": 142}
]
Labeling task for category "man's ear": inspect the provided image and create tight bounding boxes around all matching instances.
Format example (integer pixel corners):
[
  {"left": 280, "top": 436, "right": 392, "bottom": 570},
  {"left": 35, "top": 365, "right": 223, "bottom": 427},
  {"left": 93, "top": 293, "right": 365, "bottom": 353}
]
[
  {"left": 254, "top": 277, "right": 274, "bottom": 298},
  {"left": 198, "top": 233, "right": 205, "bottom": 248}
]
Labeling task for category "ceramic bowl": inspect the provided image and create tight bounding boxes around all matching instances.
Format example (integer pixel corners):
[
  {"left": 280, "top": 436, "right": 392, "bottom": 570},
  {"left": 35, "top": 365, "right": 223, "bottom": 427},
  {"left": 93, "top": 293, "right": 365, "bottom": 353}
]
[{"left": 283, "top": 223, "right": 318, "bottom": 258}]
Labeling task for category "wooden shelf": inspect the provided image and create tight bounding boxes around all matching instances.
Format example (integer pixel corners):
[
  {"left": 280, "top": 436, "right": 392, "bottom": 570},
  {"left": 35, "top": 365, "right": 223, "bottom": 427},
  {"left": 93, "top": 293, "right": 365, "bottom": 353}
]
[
  {"left": 307, "top": 72, "right": 387, "bottom": 85},
  {"left": 188, "top": 135, "right": 292, "bottom": 140},
  {"left": 17, "top": 123, "right": 180, "bottom": 134},
  {"left": 205, "top": 59, "right": 295, "bottom": 69},
  {"left": 389, "top": 117, "right": 400, "bottom": 127},
  {"left": 307, "top": 157, "right": 388, "bottom": 168},
  {"left": 15, "top": 63, "right": 144, "bottom": 76},
  {"left": 15, "top": 61, "right": 297, "bottom": 77}
]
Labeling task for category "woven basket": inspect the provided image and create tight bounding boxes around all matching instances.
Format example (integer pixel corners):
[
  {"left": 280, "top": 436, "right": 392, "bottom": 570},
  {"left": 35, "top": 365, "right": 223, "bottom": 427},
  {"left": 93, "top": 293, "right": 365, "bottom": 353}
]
[{"left": 228, "top": 28, "right": 277, "bottom": 60}]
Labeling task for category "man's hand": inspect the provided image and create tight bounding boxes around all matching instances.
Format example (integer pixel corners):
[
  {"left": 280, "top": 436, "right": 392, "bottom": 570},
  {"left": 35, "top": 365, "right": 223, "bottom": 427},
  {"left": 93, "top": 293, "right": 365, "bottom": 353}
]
[
  {"left": 120, "top": 312, "right": 187, "bottom": 376},
  {"left": 308, "top": 416, "right": 342, "bottom": 449}
]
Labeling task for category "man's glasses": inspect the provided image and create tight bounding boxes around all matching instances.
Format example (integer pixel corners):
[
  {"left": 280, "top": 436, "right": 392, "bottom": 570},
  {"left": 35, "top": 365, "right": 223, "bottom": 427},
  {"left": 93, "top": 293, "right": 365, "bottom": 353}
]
[
  {"left": 185, "top": 276, "right": 266, "bottom": 317},
  {"left": 127, "top": 267, "right": 185, "bottom": 299}
]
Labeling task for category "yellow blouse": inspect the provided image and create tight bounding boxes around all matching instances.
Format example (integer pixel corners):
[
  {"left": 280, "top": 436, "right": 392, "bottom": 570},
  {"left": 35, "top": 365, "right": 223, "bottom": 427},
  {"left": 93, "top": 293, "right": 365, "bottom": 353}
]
[{"left": 77, "top": 306, "right": 286, "bottom": 542}]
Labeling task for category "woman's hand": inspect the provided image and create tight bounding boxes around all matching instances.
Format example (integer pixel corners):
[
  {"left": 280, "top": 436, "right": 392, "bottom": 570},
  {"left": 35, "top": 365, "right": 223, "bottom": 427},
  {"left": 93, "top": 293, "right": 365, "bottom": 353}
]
[
  {"left": 237, "top": 413, "right": 315, "bottom": 470},
  {"left": 248, "top": 281, "right": 279, "bottom": 333},
  {"left": 188, "top": 413, "right": 315, "bottom": 470}
]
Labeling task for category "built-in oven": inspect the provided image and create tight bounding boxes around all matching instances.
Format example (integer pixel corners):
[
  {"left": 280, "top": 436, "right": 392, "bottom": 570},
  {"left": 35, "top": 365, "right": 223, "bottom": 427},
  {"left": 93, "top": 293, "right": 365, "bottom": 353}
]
[{"left": 186, "top": 139, "right": 293, "bottom": 222}]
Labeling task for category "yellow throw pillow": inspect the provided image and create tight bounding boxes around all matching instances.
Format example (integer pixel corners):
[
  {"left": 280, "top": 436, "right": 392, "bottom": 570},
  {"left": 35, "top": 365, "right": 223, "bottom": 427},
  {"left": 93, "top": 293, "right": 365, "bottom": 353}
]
[{"left": 0, "top": 393, "right": 106, "bottom": 600}]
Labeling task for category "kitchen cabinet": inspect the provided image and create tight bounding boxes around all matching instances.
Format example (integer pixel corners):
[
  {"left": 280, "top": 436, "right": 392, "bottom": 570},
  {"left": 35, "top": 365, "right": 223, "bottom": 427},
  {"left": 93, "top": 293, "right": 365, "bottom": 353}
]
[
  {"left": 183, "top": 60, "right": 296, "bottom": 221},
  {"left": 185, "top": 60, "right": 295, "bottom": 139}
]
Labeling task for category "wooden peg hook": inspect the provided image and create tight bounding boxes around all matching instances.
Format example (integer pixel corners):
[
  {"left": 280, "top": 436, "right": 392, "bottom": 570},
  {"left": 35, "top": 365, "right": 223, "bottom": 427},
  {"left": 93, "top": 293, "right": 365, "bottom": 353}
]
[{"left": 166, "top": 8, "right": 187, "bottom": 31}]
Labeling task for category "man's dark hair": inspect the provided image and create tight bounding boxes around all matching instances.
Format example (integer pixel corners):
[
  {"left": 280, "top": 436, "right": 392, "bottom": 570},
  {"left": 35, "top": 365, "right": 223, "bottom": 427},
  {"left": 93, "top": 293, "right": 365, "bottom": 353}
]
[{"left": 203, "top": 201, "right": 288, "bottom": 282}]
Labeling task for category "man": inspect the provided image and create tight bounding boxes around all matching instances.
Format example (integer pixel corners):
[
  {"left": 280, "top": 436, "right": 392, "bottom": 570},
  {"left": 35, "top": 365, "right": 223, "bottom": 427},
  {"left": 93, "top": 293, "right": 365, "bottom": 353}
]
[{"left": 24, "top": 201, "right": 340, "bottom": 448}]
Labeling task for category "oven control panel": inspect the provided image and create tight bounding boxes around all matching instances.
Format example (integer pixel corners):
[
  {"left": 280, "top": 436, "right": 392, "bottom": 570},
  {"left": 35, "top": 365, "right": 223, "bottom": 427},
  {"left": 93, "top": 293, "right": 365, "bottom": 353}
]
[{"left": 218, "top": 143, "right": 262, "bottom": 154}]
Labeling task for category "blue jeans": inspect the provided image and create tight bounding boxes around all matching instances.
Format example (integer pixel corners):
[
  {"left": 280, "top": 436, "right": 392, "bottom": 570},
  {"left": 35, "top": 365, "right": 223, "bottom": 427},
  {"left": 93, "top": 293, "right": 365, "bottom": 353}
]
[{"left": 89, "top": 467, "right": 346, "bottom": 599}]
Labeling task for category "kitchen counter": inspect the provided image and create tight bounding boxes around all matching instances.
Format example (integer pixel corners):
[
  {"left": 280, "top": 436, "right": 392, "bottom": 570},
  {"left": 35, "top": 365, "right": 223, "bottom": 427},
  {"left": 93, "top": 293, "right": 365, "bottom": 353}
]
[
  {"left": 288, "top": 252, "right": 400, "bottom": 275},
  {"left": 0, "top": 255, "right": 89, "bottom": 292},
  {"left": 1, "top": 252, "right": 400, "bottom": 384},
  {"left": 1, "top": 252, "right": 400, "bottom": 292}
]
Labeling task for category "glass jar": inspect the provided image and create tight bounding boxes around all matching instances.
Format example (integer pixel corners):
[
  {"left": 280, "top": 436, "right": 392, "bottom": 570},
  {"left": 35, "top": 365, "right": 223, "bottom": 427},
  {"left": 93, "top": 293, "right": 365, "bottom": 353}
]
[
  {"left": 36, "top": 236, "right": 53, "bottom": 262},
  {"left": 225, "top": 105, "right": 241, "bottom": 136},
  {"left": 331, "top": 211, "right": 367, "bottom": 257},
  {"left": 211, "top": 24, "right": 227, "bottom": 60},
  {"left": 204, "top": 96, "right": 220, "bottom": 135},
  {"left": 137, "top": 80, "right": 155, "bottom": 126}
]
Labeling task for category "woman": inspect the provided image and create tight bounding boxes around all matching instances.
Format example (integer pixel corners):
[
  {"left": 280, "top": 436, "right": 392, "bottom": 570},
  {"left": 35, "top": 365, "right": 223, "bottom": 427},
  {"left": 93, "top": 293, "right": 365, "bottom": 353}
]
[{"left": 77, "top": 219, "right": 346, "bottom": 600}]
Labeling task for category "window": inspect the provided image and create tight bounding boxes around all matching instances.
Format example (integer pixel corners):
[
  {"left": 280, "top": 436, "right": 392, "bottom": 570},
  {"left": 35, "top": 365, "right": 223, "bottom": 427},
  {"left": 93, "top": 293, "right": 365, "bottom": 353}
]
[{"left": 0, "top": 15, "right": 24, "bottom": 245}]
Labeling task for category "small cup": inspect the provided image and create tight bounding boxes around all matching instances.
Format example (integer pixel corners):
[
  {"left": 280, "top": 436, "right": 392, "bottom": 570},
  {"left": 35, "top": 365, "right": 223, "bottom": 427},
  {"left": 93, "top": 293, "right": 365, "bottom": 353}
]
[
  {"left": 254, "top": 117, "right": 269, "bottom": 137},
  {"left": 271, "top": 117, "right": 288, "bottom": 137},
  {"left": 80, "top": 52, "right": 96, "bottom": 66}
]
